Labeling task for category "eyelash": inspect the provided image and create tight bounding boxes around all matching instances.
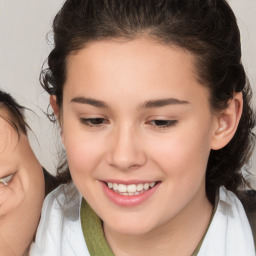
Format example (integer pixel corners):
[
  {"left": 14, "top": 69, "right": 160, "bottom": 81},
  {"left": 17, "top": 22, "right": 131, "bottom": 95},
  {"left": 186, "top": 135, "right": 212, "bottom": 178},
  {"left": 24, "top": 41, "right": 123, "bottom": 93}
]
[
  {"left": 80, "top": 118, "right": 109, "bottom": 127},
  {"left": 147, "top": 120, "right": 178, "bottom": 129},
  {"left": 80, "top": 118, "right": 177, "bottom": 129},
  {"left": 0, "top": 174, "right": 14, "bottom": 186}
]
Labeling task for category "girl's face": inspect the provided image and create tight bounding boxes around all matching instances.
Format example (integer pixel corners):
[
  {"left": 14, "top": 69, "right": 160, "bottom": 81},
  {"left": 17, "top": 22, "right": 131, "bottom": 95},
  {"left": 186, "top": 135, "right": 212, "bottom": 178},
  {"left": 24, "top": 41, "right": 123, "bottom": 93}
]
[
  {"left": 0, "top": 115, "right": 44, "bottom": 254},
  {"left": 57, "top": 39, "right": 220, "bottom": 235}
]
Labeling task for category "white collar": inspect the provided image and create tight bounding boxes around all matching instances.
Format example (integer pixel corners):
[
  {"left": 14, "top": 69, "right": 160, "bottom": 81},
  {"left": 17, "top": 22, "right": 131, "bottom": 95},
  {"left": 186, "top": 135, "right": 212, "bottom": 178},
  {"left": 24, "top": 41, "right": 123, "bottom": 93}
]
[{"left": 198, "top": 186, "right": 255, "bottom": 256}]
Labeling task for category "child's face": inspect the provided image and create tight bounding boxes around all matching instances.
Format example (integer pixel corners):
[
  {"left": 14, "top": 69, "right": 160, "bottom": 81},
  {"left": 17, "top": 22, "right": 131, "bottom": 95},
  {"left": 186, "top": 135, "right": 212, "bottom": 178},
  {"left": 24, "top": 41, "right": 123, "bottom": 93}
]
[
  {"left": 0, "top": 115, "right": 44, "bottom": 254},
  {"left": 57, "top": 38, "right": 220, "bottom": 235}
]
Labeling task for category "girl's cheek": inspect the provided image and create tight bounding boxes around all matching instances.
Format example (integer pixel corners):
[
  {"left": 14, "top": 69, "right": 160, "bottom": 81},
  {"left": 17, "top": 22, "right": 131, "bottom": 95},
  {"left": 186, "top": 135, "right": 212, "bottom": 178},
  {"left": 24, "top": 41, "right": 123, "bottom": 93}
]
[
  {"left": 0, "top": 189, "right": 16, "bottom": 216},
  {"left": 0, "top": 178, "right": 25, "bottom": 217},
  {"left": 66, "top": 134, "right": 102, "bottom": 160}
]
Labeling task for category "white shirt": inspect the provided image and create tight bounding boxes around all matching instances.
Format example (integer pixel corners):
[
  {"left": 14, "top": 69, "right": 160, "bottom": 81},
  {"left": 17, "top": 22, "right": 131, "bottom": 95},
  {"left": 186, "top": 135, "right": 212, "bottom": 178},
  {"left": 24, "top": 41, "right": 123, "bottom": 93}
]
[
  {"left": 29, "top": 183, "right": 89, "bottom": 256},
  {"left": 30, "top": 184, "right": 255, "bottom": 256}
]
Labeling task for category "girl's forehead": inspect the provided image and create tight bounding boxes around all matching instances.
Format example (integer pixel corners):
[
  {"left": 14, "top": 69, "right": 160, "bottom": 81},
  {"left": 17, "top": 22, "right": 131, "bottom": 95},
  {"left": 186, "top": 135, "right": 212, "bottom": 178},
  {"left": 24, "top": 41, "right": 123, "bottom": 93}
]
[
  {"left": 67, "top": 38, "right": 195, "bottom": 74},
  {"left": 64, "top": 39, "right": 209, "bottom": 107}
]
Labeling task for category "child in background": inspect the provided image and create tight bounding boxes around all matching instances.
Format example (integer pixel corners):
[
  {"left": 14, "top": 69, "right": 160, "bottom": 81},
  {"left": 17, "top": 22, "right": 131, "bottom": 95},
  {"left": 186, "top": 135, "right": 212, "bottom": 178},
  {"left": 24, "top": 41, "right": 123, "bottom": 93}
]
[
  {"left": 30, "top": 0, "right": 256, "bottom": 255},
  {"left": 0, "top": 90, "right": 45, "bottom": 256}
]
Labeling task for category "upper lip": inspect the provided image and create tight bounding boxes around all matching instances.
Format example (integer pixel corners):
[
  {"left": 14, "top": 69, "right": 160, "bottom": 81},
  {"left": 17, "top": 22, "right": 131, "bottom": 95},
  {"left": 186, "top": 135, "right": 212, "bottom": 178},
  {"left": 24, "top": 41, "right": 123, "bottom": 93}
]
[{"left": 102, "top": 180, "right": 159, "bottom": 185}]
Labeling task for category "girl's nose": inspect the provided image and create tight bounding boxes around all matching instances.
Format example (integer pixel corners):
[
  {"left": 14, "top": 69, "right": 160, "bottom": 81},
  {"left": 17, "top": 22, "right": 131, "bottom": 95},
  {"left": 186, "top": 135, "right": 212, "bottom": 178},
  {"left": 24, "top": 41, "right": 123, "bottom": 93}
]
[{"left": 107, "top": 126, "right": 147, "bottom": 171}]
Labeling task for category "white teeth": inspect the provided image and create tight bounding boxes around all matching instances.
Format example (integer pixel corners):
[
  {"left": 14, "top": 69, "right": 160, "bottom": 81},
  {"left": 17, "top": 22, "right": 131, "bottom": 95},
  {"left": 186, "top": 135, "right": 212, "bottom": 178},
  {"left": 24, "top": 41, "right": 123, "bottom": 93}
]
[
  {"left": 150, "top": 182, "right": 156, "bottom": 188},
  {"left": 136, "top": 184, "right": 144, "bottom": 192},
  {"left": 144, "top": 183, "right": 149, "bottom": 190},
  {"left": 106, "top": 181, "right": 157, "bottom": 195},
  {"left": 118, "top": 184, "right": 127, "bottom": 193},
  {"left": 127, "top": 184, "right": 136, "bottom": 193}
]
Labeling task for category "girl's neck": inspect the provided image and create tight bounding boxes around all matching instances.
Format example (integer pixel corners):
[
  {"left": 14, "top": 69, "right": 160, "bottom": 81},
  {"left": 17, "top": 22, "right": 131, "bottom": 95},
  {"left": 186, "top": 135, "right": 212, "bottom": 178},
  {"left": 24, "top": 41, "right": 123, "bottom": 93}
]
[{"left": 103, "top": 191, "right": 213, "bottom": 256}]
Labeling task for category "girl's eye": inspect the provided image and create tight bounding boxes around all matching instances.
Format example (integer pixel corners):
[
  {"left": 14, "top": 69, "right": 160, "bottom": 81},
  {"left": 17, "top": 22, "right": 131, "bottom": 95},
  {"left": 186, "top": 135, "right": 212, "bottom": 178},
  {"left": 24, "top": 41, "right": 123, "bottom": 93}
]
[
  {"left": 80, "top": 118, "right": 109, "bottom": 127},
  {"left": 147, "top": 120, "right": 178, "bottom": 128},
  {"left": 0, "top": 174, "right": 14, "bottom": 186}
]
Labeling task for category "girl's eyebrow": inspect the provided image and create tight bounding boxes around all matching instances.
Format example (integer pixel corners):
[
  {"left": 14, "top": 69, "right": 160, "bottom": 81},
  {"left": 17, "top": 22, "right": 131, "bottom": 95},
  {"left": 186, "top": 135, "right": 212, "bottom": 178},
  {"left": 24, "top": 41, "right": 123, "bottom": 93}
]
[
  {"left": 71, "top": 97, "right": 108, "bottom": 108},
  {"left": 70, "top": 97, "right": 190, "bottom": 109},
  {"left": 141, "top": 98, "right": 190, "bottom": 108}
]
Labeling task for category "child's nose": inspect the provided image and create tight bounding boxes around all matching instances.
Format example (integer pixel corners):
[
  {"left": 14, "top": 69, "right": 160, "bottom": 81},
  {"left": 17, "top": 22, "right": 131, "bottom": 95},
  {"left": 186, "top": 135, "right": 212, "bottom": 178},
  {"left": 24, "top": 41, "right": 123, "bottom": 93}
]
[{"left": 107, "top": 125, "right": 147, "bottom": 171}]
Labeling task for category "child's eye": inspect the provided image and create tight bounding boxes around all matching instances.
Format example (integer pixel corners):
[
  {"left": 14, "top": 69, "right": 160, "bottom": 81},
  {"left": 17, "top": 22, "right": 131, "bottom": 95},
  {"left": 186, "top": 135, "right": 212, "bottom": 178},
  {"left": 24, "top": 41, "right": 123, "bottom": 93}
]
[
  {"left": 0, "top": 174, "right": 14, "bottom": 186},
  {"left": 80, "top": 118, "right": 109, "bottom": 127},
  {"left": 147, "top": 120, "right": 178, "bottom": 128}
]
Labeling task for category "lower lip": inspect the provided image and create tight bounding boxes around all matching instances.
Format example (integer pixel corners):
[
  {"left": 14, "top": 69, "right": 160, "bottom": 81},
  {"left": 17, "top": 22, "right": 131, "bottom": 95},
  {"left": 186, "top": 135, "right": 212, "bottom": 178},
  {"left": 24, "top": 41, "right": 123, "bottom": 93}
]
[{"left": 101, "top": 182, "right": 160, "bottom": 207}]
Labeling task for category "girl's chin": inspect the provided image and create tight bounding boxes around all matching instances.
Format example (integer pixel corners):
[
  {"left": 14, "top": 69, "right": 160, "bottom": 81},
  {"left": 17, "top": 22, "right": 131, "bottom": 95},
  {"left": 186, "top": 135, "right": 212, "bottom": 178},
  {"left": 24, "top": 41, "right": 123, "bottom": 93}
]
[{"left": 103, "top": 219, "right": 157, "bottom": 236}]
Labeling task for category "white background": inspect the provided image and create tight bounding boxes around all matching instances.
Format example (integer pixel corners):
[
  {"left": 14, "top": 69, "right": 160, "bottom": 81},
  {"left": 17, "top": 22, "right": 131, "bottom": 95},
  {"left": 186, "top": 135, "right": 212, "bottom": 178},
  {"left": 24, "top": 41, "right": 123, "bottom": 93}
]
[{"left": 0, "top": 0, "right": 255, "bottom": 185}]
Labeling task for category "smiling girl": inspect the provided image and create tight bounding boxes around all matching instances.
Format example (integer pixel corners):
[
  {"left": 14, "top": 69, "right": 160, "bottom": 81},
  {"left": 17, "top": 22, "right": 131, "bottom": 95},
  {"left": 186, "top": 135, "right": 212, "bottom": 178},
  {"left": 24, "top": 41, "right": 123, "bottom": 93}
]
[{"left": 30, "top": 0, "right": 256, "bottom": 255}]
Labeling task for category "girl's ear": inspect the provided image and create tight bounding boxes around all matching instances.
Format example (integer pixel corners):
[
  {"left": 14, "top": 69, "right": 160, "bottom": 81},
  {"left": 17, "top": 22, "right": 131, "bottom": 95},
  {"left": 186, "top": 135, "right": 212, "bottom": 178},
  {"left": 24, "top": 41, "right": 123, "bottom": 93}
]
[
  {"left": 50, "top": 95, "right": 64, "bottom": 143},
  {"left": 211, "top": 92, "right": 243, "bottom": 150},
  {"left": 50, "top": 95, "right": 59, "bottom": 119}
]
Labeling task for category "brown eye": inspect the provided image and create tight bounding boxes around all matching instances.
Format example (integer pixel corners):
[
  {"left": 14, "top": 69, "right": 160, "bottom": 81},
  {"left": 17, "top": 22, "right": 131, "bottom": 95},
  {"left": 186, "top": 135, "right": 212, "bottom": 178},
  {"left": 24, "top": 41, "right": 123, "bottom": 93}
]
[
  {"left": 148, "top": 120, "right": 178, "bottom": 128},
  {"left": 80, "top": 118, "right": 109, "bottom": 127},
  {"left": 0, "top": 174, "right": 14, "bottom": 185}
]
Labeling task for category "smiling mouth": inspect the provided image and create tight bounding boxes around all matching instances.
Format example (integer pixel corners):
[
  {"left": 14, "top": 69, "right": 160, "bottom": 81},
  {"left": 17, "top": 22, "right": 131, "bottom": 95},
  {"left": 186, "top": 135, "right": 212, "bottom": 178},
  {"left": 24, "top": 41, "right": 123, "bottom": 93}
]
[{"left": 105, "top": 182, "right": 158, "bottom": 196}]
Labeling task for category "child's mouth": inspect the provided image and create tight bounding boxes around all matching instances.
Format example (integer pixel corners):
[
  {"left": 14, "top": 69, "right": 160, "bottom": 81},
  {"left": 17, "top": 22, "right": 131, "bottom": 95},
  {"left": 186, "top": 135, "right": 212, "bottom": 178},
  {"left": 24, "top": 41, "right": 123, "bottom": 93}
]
[
  {"left": 101, "top": 180, "right": 160, "bottom": 207},
  {"left": 106, "top": 182, "right": 157, "bottom": 196}
]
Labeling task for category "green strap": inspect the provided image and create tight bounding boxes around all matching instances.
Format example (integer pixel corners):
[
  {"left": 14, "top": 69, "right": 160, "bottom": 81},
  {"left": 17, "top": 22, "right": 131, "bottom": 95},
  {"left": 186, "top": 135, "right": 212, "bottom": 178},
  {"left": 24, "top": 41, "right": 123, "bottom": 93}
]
[{"left": 80, "top": 198, "right": 114, "bottom": 256}]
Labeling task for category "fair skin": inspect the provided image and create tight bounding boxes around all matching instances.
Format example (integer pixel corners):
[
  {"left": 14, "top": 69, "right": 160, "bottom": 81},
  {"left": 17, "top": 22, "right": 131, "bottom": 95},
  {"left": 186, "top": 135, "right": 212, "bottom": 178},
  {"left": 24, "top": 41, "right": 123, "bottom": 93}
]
[
  {"left": 51, "top": 38, "right": 242, "bottom": 256},
  {"left": 0, "top": 114, "right": 45, "bottom": 256}
]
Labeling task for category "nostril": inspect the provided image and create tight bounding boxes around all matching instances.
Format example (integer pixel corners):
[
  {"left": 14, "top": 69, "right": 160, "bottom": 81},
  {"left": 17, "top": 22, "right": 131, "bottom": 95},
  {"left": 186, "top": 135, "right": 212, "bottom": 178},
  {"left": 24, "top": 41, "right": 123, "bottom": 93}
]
[{"left": 128, "top": 164, "right": 140, "bottom": 170}]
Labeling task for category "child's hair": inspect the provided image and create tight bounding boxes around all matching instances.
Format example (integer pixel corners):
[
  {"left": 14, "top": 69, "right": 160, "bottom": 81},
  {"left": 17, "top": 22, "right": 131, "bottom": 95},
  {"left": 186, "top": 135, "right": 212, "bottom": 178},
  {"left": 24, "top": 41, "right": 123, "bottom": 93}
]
[
  {"left": 0, "top": 90, "right": 28, "bottom": 136},
  {"left": 41, "top": 0, "right": 255, "bottom": 201}
]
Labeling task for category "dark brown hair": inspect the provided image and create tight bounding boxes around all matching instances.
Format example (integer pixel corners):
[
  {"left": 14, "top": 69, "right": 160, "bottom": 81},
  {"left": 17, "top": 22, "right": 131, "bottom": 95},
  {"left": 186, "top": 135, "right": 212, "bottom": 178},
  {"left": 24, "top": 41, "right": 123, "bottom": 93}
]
[
  {"left": 41, "top": 0, "right": 255, "bottom": 201},
  {"left": 0, "top": 90, "right": 28, "bottom": 136}
]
